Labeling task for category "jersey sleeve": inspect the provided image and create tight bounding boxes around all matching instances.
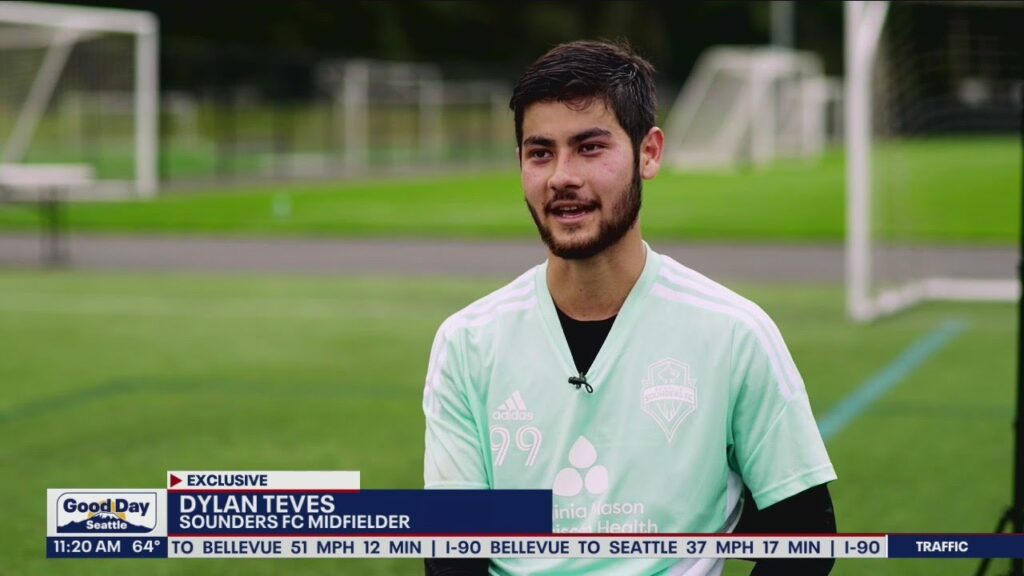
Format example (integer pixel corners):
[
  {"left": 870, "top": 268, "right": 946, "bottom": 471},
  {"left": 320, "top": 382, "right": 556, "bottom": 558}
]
[
  {"left": 728, "top": 316, "right": 836, "bottom": 509},
  {"left": 423, "top": 322, "right": 490, "bottom": 489}
]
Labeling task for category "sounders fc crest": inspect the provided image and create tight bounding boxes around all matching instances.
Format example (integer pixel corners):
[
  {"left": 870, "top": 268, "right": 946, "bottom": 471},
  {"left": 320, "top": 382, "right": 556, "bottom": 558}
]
[{"left": 641, "top": 358, "right": 697, "bottom": 442}]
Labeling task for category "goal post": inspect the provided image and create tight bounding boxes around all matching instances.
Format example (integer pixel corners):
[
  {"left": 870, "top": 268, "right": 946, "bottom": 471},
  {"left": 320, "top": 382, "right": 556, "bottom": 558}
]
[
  {"left": 845, "top": 0, "right": 889, "bottom": 322},
  {"left": 0, "top": 1, "right": 158, "bottom": 198},
  {"left": 844, "top": 0, "right": 1021, "bottom": 322}
]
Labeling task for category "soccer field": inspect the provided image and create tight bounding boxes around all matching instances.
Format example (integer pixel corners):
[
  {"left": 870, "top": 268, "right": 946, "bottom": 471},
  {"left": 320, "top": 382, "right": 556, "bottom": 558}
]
[
  {"left": 0, "top": 270, "right": 1014, "bottom": 575},
  {"left": 0, "top": 137, "right": 1018, "bottom": 244}
]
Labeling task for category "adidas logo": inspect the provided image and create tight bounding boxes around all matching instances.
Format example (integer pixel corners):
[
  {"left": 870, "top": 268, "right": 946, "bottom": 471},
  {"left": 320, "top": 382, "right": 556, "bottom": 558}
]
[
  {"left": 492, "top": 391, "right": 534, "bottom": 422},
  {"left": 553, "top": 436, "right": 609, "bottom": 497}
]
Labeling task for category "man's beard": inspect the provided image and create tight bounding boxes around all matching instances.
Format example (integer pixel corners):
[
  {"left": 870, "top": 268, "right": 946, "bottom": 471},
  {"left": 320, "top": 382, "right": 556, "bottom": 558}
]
[{"left": 527, "top": 168, "right": 642, "bottom": 260}]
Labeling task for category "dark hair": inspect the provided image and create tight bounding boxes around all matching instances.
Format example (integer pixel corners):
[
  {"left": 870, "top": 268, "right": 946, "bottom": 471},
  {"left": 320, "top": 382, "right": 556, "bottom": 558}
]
[{"left": 509, "top": 40, "right": 657, "bottom": 158}]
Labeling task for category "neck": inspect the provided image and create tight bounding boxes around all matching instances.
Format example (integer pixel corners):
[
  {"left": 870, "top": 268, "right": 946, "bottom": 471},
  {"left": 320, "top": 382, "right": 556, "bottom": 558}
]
[{"left": 547, "top": 227, "right": 646, "bottom": 321}]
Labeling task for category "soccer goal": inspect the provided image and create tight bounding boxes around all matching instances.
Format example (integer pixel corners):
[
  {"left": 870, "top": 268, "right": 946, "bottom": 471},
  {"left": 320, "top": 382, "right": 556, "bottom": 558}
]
[
  {"left": 317, "top": 59, "right": 510, "bottom": 173},
  {"left": 0, "top": 1, "right": 158, "bottom": 199},
  {"left": 664, "top": 46, "right": 836, "bottom": 171},
  {"left": 845, "top": 0, "right": 1021, "bottom": 322}
]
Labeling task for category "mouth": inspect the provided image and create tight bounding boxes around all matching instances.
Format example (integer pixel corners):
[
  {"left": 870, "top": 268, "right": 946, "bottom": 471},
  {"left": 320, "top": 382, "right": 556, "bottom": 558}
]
[{"left": 547, "top": 201, "right": 598, "bottom": 224}]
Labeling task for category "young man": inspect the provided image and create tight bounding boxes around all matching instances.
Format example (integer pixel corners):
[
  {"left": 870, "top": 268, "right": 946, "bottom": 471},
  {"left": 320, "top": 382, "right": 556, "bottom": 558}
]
[{"left": 423, "top": 41, "right": 837, "bottom": 576}]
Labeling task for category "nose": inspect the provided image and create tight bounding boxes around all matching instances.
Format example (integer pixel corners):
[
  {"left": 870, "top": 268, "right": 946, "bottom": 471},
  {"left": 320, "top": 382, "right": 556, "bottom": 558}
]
[{"left": 548, "top": 153, "right": 583, "bottom": 193}]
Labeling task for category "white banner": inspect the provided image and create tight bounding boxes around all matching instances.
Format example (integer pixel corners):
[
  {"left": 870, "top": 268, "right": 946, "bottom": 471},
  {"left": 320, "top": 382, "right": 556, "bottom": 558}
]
[
  {"left": 166, "top": 471, "right": 360, "bottom": 491},
  {"left": 164, "top": 535, "right": 888, "bottom": 559},
  {"left": 47, "top": 489, "right": 168, "bottom": 537}
]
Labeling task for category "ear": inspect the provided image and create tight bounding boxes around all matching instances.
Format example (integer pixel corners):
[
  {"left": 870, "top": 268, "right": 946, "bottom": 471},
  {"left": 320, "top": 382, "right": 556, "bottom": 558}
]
[
  {"left": 639, "top": 127, "right": 664, "bottom": 180},
  {"left": 515, "top": 146, "right": 522, "bottom": 167}
]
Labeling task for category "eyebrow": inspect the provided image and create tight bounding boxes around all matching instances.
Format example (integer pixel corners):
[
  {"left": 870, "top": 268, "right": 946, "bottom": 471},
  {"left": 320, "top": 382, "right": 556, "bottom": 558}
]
[
  {"left": 522, "top": 128, "right": 613, "bottom": 149},
  {"left": 568, "top": 128, "right": 612, "bottom": 146}
]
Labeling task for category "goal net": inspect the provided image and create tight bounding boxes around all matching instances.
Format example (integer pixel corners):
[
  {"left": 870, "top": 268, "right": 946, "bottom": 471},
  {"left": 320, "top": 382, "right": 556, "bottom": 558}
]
[
  {"left": 845, "top": 1, "right": 1021, "bottom": 322},
  {"left": 0, "top": 1, "right": 157, "bottom": 198},
  {"left": 664, "top": 46, "right": 835, "bottom": 171}
]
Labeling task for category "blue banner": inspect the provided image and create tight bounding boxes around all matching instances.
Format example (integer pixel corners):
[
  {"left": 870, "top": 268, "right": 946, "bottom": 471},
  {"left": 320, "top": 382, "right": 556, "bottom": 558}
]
[
  {"left": 167, "top": 490, "right": 552, "bottom": 535},
  {"left": 48, "top": 537, "right": 166, "bottom": 558},
  {"left": 889, "top": 535, "right": 1024, "bottom": 558}
]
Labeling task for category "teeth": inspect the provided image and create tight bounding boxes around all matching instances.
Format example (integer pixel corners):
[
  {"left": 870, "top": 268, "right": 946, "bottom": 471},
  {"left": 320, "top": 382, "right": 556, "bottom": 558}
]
[{"left": 555, "top": 205, "right": 586, "bottom": 214}]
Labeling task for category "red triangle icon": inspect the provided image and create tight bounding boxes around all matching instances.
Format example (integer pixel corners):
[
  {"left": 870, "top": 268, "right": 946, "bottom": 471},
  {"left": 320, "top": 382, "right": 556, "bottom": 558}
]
[{"left": 169, "top": 474, "right": 182, "bottom": 487}]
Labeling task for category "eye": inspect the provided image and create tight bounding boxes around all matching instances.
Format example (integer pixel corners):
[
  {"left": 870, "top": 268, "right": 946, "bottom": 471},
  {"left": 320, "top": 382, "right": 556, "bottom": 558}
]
[
  {"left": 527, "top": 149, "right": 552, "bottom": 160},
  {"left": 579, "top": 142, "right": 604, "bottom": 154}
]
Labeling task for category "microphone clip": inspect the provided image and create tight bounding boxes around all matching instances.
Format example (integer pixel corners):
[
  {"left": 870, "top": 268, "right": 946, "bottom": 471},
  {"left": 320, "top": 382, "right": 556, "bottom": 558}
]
[{"left": 568, "top": 372, "right": 594, "bottom": 394}]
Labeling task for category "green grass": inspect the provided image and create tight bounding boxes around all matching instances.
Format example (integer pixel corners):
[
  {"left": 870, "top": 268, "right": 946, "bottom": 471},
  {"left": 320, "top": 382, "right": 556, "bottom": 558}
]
[
  {"left": 0, "top": 270, "right": 1015, "bottom": 575},
  {"left": 0, "top": 137, "right": 1018, "bottom": 243}
]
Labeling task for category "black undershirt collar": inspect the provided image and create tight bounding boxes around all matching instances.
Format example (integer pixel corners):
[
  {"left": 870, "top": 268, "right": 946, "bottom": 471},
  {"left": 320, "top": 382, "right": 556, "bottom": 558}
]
[{"left": 554, "top": 304, "right": 617, "bottom": 376}]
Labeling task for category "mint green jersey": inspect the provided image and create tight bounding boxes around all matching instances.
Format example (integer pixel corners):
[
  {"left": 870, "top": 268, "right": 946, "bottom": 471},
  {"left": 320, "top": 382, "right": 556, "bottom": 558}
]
[{"left": 423, "top": 244, "right": 836, "bottom": 576}]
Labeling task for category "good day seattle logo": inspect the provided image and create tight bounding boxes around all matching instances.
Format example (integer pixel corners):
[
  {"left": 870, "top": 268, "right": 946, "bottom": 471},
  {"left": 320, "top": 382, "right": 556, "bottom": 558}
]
[{"left": 56, "top": 491, "right": 158, "bottom": 534}]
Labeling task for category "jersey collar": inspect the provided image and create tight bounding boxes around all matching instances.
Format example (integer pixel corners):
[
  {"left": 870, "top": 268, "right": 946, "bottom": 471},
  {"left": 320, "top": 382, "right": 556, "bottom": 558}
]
[{"left": 535, "top": 242, "right": 662, "bottom": 392}]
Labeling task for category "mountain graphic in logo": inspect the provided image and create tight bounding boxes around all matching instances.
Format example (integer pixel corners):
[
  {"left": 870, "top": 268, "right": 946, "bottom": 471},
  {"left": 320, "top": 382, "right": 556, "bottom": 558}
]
[{"left": 57, "top": 511, "right": 153, "bottom": 533}]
